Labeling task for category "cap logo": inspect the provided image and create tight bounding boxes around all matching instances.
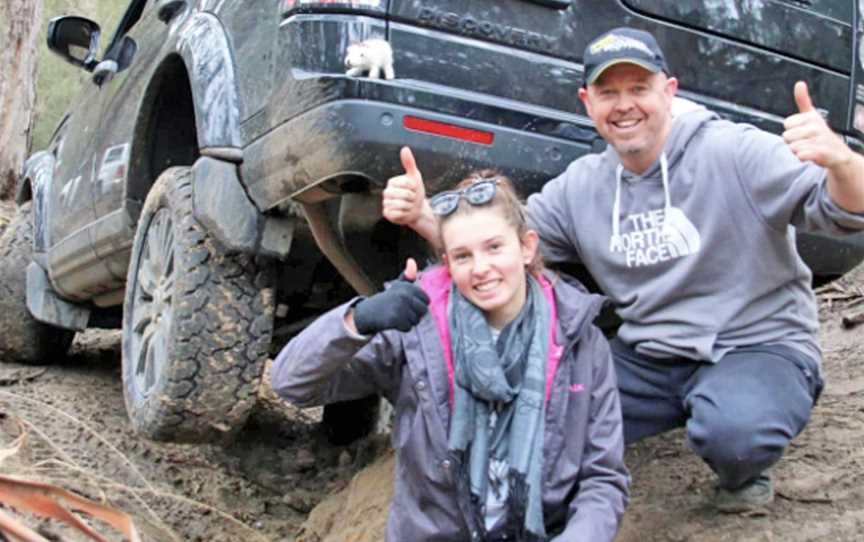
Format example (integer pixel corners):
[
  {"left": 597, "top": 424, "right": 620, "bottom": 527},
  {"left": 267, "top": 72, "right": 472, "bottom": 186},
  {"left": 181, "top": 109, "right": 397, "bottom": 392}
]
[{"left": 589, "top": 34, "right": 653, "bottom": 57}]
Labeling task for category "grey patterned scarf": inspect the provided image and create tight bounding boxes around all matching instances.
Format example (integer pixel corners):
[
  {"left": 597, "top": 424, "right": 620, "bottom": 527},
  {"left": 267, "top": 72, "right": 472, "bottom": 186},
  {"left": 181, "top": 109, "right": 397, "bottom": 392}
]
[{"left": 447, "top": 275, "right": 549, "bottom": 541}]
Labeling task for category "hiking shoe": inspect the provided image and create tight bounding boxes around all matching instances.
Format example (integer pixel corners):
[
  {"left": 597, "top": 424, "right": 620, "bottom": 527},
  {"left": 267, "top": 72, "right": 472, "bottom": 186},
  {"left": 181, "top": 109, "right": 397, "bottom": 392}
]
[{"left": 713, "top": 474, "right": 774, "bottom": 513}]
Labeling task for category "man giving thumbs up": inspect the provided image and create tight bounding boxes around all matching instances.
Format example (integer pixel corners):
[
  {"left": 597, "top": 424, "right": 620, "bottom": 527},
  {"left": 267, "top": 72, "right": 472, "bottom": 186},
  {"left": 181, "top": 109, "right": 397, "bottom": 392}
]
[
  {"left": 783, "top": 81, "right": 864, "bottom": 212},
  {"left": 383, "top": 26, "right": 864, "bottom": 515}
]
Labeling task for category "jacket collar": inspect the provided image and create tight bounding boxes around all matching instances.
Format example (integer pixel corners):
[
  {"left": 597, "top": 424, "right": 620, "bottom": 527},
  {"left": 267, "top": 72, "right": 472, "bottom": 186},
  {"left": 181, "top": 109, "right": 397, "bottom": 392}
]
[{"left": 417, "top": 265, "right": 605, "bottom": 406}]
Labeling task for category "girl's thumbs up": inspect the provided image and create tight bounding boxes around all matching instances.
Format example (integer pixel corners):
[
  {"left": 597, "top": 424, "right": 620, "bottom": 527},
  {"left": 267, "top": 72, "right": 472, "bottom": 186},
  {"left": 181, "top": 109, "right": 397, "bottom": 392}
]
[{"left": 403, "top": 258, "right": 418, "bottom": 282}]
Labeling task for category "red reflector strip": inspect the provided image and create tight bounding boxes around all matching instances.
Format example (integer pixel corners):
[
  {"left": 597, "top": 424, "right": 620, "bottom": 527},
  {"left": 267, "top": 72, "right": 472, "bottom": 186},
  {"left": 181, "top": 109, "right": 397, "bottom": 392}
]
[{"left": 403, "top": 116, "right": 495, "bottom": 145}]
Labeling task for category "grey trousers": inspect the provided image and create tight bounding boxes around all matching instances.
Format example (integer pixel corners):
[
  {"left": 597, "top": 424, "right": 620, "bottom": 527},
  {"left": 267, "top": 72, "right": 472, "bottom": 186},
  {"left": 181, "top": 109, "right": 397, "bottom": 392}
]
[{"left": 611, "top": 339, "right": 823, "bottom": 489}]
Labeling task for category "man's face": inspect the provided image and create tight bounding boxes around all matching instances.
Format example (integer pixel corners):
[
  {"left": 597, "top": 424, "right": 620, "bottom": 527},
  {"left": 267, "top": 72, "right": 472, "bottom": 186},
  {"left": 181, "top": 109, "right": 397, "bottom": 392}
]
[{"left": 579, "top": 64, "right": 678, "bottom": 173}]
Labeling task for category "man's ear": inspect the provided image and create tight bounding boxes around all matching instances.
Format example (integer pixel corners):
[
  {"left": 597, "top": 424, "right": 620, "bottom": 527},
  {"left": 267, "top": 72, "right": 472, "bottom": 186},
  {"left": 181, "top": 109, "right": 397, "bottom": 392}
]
[
  {"left": 578, "top": 87, "right": 592, "bottom": 117},
  {"left": 664, "top": 76, "right": 679, "bottom": 99}
]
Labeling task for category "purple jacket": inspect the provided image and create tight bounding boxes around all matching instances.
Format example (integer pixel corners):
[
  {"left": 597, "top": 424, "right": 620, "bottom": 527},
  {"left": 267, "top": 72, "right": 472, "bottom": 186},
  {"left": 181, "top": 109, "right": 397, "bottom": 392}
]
[{"left": 272, "top": 267, "right": 629, "bottom": 541}]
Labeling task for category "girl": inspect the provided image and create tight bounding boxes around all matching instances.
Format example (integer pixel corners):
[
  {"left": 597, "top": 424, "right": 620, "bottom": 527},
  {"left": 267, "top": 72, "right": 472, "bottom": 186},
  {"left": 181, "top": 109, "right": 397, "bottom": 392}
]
[{"left": 271, "top": 173, "right": 628, "bottom": 541}]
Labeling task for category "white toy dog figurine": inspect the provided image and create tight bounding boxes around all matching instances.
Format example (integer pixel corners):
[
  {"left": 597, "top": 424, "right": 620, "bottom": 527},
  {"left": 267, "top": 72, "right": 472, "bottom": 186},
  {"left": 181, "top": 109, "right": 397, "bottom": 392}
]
[{"left": 344, "top": 39, "right": 395, "bottom": 80}]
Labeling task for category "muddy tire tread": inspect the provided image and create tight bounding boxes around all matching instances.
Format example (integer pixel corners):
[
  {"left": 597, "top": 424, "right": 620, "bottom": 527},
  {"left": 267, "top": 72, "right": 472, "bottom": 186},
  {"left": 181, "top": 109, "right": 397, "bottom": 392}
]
[
  {"left": 123, "top": 167, "right": 274, "bottom": 442},
  {"left": 0, "top": 203, "right": 74, "bottom": 364}
]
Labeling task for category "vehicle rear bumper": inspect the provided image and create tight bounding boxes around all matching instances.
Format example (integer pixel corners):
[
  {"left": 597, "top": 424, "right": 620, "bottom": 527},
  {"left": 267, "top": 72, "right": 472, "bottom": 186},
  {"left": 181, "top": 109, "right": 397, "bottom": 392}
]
[{"left": 239, "top": 98, "right": 594, "bottom": 210}]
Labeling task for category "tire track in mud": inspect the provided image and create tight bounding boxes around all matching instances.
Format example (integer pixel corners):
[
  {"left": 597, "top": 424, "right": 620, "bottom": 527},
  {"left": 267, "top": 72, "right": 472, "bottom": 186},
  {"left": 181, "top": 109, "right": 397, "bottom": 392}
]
[{"left": 0, "top": 332, "right": 384, "bottom": 541}]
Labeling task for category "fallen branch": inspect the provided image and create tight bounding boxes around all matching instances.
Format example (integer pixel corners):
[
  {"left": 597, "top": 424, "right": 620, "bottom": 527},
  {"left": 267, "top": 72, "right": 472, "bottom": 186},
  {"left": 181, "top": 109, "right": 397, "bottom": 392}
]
[
  {"left": 776, "top": 489, "right": 833, "bottom": 504},
  {"left": 0, "top": 506, "right": 50, "bottom": 542},
  {"left": 35, "top": 459, "right": 270, "bottom": 542},
  {"left": 0, "top": 474, "right": 141, "bottom": 542},
  {"left": 841, "top": 310, "right": 864, "bottom": 329},
  {"left": 0, "top": 369, "right": 46, "bottom": 387},
  {"left": 0, "top": 392, "right": 157, "bottom": 498},
  {"left": 0, "top": 393, "right": 180, "bottom": 541}
]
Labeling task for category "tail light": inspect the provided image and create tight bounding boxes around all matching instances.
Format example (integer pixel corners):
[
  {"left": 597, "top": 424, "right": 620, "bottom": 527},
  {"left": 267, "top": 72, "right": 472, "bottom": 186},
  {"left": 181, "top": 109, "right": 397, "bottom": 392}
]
[
  {"left": 404, "top": 116, "right": 495, "bottom": 146},
  {"left": 281, "top": 0, "right": 386, "bottom": 16}
]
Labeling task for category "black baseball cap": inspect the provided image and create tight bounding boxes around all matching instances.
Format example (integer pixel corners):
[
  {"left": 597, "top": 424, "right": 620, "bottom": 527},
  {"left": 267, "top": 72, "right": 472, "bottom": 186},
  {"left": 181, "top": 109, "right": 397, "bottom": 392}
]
[{"left": 583, "top": 27, "right": 669, "bottom": 86}]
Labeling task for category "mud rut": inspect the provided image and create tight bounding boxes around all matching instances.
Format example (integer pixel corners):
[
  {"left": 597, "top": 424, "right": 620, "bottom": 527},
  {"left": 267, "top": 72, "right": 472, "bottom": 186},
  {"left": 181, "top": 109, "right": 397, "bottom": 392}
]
[{"left": 1, "top": 255, "right": 864, "bottom": 540}]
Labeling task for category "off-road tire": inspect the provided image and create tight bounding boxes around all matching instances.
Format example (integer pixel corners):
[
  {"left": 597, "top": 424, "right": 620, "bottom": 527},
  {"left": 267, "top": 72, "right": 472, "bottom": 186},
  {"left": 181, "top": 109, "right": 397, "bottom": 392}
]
[
  {"left": 0, "top": 203, "right": 75, "bottom": 364},
  {"left": 122, "top": 167, "right": 274, "bottom": 442}
]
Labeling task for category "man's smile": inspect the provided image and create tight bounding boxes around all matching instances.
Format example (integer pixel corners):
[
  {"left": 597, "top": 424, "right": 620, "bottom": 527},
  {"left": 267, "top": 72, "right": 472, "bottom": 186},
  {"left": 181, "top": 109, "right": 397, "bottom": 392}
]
[{"left": 611, "top": 118, "right": 643, "bottom": 130}]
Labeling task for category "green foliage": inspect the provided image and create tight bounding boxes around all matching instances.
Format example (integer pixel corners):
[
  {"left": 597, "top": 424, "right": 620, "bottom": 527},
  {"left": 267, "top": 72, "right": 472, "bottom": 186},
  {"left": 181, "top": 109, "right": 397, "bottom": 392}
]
[{"left": 32, "top": 0, "right": 129, "bottom": 152}]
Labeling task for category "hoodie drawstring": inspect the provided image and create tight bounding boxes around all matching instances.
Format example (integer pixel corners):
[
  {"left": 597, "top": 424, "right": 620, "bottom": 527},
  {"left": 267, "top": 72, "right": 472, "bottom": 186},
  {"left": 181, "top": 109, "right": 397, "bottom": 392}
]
[{"left": 609, "top": 152, "right": 672, "bottom": 253}]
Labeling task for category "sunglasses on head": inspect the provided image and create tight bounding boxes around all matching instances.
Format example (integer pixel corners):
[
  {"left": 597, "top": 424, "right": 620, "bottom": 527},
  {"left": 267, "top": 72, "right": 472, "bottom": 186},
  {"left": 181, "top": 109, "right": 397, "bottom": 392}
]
[{"left": 430, "top": 178, "right": 500, "bottom": 217}]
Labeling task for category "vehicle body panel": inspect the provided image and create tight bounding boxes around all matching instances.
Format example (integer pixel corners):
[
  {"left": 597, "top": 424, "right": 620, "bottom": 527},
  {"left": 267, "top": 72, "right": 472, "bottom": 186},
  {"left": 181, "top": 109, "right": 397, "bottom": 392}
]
[
  {"left": 27, "top": 0, "right": 864, "bottom": 310},
  {"left": 176, "top": 11, "right": 244, "bottom": 150}
]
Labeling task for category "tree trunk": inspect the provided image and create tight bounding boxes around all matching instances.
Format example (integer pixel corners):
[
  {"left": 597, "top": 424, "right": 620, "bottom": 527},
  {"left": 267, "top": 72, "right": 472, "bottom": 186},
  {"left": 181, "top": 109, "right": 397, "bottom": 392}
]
[{"left": 0, "top": 0, "right": 43, "bottom": 200}]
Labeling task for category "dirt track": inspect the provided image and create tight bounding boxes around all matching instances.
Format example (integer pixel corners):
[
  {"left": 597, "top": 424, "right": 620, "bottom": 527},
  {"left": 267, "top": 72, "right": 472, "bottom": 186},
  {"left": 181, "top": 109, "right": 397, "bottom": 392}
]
[
  {"left": 0, "top": 341, "right": 391, "bottom": 541},
  {"left": 2, "top": 260, "right": 864, "bottom": 540}
]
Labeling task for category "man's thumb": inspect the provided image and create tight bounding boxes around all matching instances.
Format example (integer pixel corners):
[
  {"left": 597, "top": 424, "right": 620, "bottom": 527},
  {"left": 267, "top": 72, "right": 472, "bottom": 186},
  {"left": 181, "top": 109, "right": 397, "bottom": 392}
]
[
  {"left": 794, "top": 81, "right": 815, "bottom": 114},
  {"left": 400, "top": 147, "right": 421, "bottom": 180},
  {"left": 403, "top": 258, "right": 418, "bottom": 282}
]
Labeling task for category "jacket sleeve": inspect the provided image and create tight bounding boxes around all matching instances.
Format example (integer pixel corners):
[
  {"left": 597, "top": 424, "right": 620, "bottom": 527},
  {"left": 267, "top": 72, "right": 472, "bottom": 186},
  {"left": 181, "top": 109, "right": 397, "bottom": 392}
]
[
  {"left": 270, "top": 298, "right": 404, "bottom": 407},
  {"left": 553, "top": 326, "right": 630, "bottom": 542},
  {"left": 731, "top": 124, "right": 864, "bottom": 234},
  {"left": 526, "top": 166, "right": 584, "bottom": 265}
]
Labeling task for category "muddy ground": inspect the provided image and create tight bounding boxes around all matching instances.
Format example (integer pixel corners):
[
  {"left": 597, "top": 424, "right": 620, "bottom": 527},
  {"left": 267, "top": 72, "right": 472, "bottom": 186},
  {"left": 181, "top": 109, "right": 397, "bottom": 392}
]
[{"left": 1, "top": 211, "right": 864, "bottom": 540}]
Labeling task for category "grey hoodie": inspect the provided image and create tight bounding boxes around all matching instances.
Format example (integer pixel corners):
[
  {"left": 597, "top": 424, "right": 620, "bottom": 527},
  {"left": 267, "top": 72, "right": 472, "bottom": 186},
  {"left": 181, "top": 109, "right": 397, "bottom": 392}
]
[{"left": 528, "top": 109, "right": 864, "bottom": 364}]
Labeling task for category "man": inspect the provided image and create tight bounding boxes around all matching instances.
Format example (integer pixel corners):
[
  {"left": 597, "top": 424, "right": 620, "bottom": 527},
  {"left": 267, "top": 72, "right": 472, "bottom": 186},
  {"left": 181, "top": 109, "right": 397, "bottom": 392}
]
[{"left": 383, "top": 27, "right": 864, "bottom": 512}]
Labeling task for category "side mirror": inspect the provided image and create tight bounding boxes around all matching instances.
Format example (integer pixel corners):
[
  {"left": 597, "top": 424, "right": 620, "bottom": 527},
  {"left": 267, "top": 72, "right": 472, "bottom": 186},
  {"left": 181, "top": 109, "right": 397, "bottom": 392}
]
[{"left": 47, "top": 16, "right": 101, "bottom": 72}]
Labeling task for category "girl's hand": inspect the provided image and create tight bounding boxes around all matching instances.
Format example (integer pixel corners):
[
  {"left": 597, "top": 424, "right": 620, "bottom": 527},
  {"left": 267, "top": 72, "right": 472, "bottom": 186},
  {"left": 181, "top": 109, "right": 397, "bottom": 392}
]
[{"left": 351, "top": 258, "right": 429, "bottom": 334}]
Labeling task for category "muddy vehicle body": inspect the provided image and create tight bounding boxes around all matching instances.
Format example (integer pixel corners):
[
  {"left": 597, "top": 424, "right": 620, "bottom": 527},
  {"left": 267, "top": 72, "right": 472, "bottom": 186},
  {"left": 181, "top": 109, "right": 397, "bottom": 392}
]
[{"left": 5, "top": 0, "right": 864, "bottom": 442}]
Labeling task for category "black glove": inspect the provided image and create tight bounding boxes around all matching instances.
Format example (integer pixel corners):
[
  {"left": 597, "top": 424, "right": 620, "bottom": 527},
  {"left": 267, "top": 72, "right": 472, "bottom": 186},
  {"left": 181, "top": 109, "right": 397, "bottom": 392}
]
[{"left": 352, "top": 279, "right": 430, "bottom": 335}]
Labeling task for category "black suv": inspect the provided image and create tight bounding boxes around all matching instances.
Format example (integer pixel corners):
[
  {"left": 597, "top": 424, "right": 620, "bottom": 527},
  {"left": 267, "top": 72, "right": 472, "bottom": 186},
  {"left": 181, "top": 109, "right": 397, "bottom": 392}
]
[{"left": 5, "top": 0, "right": 863, "bottom": 442}]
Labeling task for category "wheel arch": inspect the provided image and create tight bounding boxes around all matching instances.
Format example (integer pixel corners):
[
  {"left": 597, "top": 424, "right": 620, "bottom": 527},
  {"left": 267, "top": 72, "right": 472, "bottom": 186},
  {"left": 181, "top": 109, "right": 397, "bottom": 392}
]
[
  {"left": 127, "top": 12, "right": 243, "bottom": 205},
  {"left": 18, "top": 151, "right": 55, "bottom": 253},
  {"left": 127, "top": 54, "right": 200, "bottom": 204},
  {"left": 176, "top": 11, "right": 243, "bottom": 152}
]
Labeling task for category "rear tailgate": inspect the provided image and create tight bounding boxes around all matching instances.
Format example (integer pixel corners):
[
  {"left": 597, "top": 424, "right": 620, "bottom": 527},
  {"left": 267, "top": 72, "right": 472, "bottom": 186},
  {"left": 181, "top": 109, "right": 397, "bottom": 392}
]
[
  {"left": 387, "top": 0, "right": 857, "bottom": 136},
  {"left": 386, "top": 0, "right": 591, "bottom": 117}
]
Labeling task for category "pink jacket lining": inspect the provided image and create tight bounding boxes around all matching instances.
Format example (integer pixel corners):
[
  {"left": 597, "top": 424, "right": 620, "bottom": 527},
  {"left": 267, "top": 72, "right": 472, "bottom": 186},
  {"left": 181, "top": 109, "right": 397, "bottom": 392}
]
[{"left": 419, "top": 266, "right": 563, "bottom": 408}]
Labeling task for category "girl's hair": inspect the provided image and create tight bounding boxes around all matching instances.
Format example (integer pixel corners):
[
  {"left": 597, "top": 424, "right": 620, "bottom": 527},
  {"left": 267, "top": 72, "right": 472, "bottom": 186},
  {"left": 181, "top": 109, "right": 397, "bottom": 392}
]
[{"left": 437, "top": 169, "right": 544, "bottom": 275}]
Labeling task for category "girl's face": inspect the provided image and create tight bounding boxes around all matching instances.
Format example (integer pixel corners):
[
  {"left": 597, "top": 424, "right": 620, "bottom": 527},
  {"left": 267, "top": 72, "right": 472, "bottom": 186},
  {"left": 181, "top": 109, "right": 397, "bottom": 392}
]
[{"left": 441, "top": 207, "right": 539, "bottom": 329}]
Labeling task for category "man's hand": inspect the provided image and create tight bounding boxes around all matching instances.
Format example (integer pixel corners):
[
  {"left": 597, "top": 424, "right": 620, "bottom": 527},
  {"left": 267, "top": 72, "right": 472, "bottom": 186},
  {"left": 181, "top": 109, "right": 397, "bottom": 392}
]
[
  {"left": 349, "top": 258, "right": 430, "bottom": 335},
  {"left": 784, "top": 81, "right": 864, "bottom": 212},
  {"left": 383, "top": 147, "right": 427, "bottom": 226},
  {"left": 783, "top": 81, "right": 853, "bottom": 169}
]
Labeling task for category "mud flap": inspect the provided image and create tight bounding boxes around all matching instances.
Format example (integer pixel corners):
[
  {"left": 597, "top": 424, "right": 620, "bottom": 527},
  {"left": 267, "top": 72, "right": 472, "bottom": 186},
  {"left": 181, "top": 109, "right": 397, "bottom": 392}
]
[
  {"left": 26, "top": 262, "right": 89, "bottom": 331},
  {"left": 191, "top": 157, "right": 260, "bottom": 252},
  {"left": 191, "top": 156, "right": 295, "bottom": 259}
]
